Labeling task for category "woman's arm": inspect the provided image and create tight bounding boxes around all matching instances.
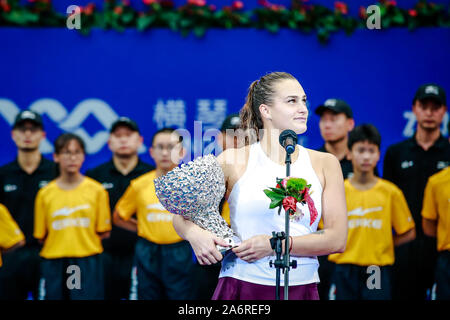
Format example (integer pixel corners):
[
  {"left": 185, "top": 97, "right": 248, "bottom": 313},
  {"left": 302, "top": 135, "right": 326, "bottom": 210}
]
[
  {"left": 290, "top": 153, "right": 347, "bottom": 256},
  {"left": 173, "top": 215, "right": 230, "bottom": 265}
]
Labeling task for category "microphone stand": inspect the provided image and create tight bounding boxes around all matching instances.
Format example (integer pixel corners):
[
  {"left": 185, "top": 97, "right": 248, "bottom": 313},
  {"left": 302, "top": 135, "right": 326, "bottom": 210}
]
[{"left": 269, "top": 148, "right": 297, "bottom": 300}]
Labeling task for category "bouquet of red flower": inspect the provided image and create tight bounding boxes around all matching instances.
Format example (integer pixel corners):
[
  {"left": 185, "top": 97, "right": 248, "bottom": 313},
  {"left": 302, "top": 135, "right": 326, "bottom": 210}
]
[{"left": 263, "top": 177, "right": 318, "bottom": 226}]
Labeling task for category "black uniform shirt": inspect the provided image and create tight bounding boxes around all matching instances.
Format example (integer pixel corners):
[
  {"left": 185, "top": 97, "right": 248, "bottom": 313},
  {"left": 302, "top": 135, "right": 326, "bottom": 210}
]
[
  {"left": 0, "top": 157, "right": 57, "bottom": 246},
  {"left": 318, "top": 145, "right": 354, "bottom": 179},
  {"left": 85, "top": 159, "right": 154, "bottom": 254},
  {"left": 383, "top": 134, "right": 450, "bottom": 236}
]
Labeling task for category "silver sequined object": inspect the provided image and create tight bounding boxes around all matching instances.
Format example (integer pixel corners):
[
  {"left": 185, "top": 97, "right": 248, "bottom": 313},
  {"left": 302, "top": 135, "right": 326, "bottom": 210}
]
[{"left": 154, "top": 155, "right": 238, "bottom": 250}]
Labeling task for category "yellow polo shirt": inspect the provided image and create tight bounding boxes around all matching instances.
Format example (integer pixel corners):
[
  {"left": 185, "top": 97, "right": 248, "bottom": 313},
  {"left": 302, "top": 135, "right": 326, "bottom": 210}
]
[
  {"left": 422, "top": 167, "right": 450, "bottom": 252},
  {"left": 0, "top": 204, "right": 25, "bottom": 267},
  {"left": 115, "top": 171, "right": 183, "bottom": 245},
  {"left": 34, "top": 177, "right": 111, "bottom": 259},
  {"left": 329, "top": 179, "right": 415, "bottom": 266}
]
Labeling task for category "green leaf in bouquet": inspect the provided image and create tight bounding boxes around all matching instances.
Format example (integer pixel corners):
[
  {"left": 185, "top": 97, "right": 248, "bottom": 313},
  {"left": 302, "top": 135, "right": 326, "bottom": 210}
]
[
  {"left": 263, "top": 189, "right": 285, "bottom": 202},
  {"left": 268, "top": 187, "right": 285, "bottom": 195},
  {"left": 269, "top": 198, "right": 283, "bottom": 209}
]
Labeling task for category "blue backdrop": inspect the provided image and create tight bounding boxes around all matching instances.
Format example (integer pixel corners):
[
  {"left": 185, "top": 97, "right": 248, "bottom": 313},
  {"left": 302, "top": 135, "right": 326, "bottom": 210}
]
[{"left": 0, "top": 26, "right": 449, "bottom": 174}]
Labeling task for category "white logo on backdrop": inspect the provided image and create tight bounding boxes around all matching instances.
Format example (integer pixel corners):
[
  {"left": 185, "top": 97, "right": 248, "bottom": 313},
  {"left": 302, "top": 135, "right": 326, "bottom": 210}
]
[
  {"left": 0, "top": 98, "right": 147, "bottom": 154},
  {"left": 0, "top": 98, "right": 231, "bottom": 156},
  {"left": 196, "top": 99, "right": 227, "bottom": 130},
  {"left": 153, "top": 99, "right": 187, "bottom": 129}
]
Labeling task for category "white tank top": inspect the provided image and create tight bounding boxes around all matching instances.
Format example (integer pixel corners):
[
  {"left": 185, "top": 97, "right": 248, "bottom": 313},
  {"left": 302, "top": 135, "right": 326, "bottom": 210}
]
[{"left": 219, "top": 142, "right": 323, "bottom": 286}]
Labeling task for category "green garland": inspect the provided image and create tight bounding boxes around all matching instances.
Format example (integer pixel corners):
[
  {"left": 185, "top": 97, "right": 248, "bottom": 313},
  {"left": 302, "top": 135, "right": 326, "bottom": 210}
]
[{"left": 0, "top": 0, "right": 449, "bottom": 42}]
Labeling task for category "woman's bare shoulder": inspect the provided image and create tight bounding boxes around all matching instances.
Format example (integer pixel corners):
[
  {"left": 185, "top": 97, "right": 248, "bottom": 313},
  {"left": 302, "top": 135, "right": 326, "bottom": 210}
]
[{"left": 217, "top": 145, "right": 251, "bottom": 168}]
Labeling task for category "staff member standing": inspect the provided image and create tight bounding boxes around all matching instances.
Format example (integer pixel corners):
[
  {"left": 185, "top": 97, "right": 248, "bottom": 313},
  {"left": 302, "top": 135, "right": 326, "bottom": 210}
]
[
  {"left": 383, "top": 83, "right": 450, "bottom": 300},
  {"left": 0, "top": 110, "right": 57, "bottom": 299},
  {"left": 422, "top": 167, "right": 450, "bottom": 300},
  {"left": 34, "top": 133, "right": 111, "bottom": 300},
  {"left": 329, "top": 124, "right": 416, "bottom": 300},
  {"left": 86, "top": 117, "right": 154, "bottom": 300},
  {"left": 114, "top": 128, "right": 196, "bottom": 300},
  {"left": 315, "top": 99, "right": 355, "bottom": 179}
]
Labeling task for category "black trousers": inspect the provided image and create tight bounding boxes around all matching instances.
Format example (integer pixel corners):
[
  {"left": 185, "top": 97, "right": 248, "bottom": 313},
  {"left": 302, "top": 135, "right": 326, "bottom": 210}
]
[
  {"left": 102, "top": 251, "right": 134, "bottom": 300},
  {"left": 0, "top": 246, "right": 40, "bottom": 300},
  {"left": 38, "top": 254, "right": 104, "bottom": 300},
  {"left": 317, "top": 255, "right": 335, "bottom": 300},
  {"left": 392, "top": 236, "right": 437, "bottom": 300},
  {"left": 435, "top": 250, "right": 450, "bottom": 300},
  {"left": 131, "top": 238, "right": 197, "bottom": 300},
  {"left": 331, "top": 264, "right": 393, "bottom": 300}
]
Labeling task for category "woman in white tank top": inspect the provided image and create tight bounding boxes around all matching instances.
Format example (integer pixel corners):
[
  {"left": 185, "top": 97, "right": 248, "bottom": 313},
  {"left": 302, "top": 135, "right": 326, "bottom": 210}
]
[{"left": 173, "top": 72, "right": 348, "bottom": 300}]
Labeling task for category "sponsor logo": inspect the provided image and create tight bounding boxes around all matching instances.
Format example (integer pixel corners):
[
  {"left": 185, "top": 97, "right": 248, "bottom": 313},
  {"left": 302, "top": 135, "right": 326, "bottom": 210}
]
[
  {"left": 52, "top": 217, "right": 91, "bottom": 230},
  {"left": 401, "top": 160, "right": 414, "bottom": 169},
  {"left": 4, "top": 184, "right": 17, "bottom": 192},
  {"left": 348, "top": 206, "right": 383, "bottom": 217},
  {"left": 102, "top": 182, "right": 114, "bottom": 190},
  {"left": 52, "top": 204, "right": 90, "bottom": 217},
  {"left": 38, "top": 180, "right": 50, "bottom": 189},
  {"left": 437, "top": 161, "right": 448, "bottom": 170},
  {"left": 0, "top": 98, "right": 147, "bottom": 154}
]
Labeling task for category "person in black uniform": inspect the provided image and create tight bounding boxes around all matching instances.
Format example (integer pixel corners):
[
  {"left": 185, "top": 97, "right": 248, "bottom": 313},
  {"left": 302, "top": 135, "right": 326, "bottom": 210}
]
[
  {"left": 315, "top": 99, "right": 355, "bottom": 180},
  {"left": 314, "top": 99, "right": 354, "bottom": 300},
  {"left": 0, "top": 110, "right": 57, "bottom": 299},
  {"left": 383, "top": 83, "right": 450, "bottom": 300},
  {"left": 85, "top": 117, "right": 154, "bottom": 300}
]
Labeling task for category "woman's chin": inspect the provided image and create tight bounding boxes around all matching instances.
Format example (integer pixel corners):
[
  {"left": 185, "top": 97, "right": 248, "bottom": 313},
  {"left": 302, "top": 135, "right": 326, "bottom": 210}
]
[{"left": 291, "top": 124, "right": 307, "bottom": 135}]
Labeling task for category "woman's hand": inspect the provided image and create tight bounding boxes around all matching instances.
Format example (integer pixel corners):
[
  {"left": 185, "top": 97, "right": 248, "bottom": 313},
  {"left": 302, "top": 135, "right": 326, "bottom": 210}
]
[
  {"left": 186, "top": 226, "right": 231, "bottom": 266},
  {"left": 232, "top": 235, "right": 273, "bottom": 263}
]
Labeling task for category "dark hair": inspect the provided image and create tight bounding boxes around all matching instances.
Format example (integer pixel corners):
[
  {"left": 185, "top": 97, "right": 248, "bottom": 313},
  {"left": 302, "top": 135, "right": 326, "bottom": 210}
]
[
  {"left": 239, "top": 72, "right": 297, "bottom": 144},
  {"left": 151, "top": 127, "right": 183, "bottom": 146},
  {"left": 348, "top": 124, "right": 381, "bottom": 150},
  {"left": 54, "top": 133, "right": 86, "bottom": 155}
]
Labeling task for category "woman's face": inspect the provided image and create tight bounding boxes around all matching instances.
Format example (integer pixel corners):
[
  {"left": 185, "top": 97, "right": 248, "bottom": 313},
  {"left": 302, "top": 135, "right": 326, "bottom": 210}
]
[{"left": 261, "top": 79, "right": 308, "bottom": 135}]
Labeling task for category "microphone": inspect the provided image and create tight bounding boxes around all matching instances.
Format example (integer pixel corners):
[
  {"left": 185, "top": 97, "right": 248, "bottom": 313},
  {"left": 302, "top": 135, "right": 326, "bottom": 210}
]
[{"left": 279, "top": 130, "right": 298, "bottom": 155}]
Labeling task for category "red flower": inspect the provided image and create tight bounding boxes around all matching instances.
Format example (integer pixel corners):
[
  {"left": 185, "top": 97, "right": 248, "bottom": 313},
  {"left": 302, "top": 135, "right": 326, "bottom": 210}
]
[
  {"left": 231, "top": 1, "right": 244, "bottom": 11},
  {"left": 408, "top": 9, "right": 417, "bottom": 17},
  {"left": 334, "top": 1, "right": 348, "bottom": 15},
  {"left": 258, "top": 0, "right": 270, "bottom": 8},
  {"left": 387, "top": 0, "right": 397, "bottom": 7},
  {"left": 188, "top": 0, "right": 206, "bottom": 6},
  {"left": 114, "top": 6, "right": 123, "bottom": 14},
  {"left": 302, "top": 187, "right": 318, "bottom": 226},
  {"left": 276, "top": 183, "right": 282, "bottom": 189},
  {"left": 143, "top": 0, "right": 158, "bottom": 5},
  {"left": 0, "top": 2, "right": 10, "bottom": 12},
  {"left": 282, "top": 196, "right": 297, "bottom": 214},
  {"left": 271, "top": 4, "right": 285, "bottom": 12},
  {"left": 358, "top": 6, "right": 367, "bottom": 19},
  {"left": 84, "top": 3, "right": 95, "bottom": 15}
]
